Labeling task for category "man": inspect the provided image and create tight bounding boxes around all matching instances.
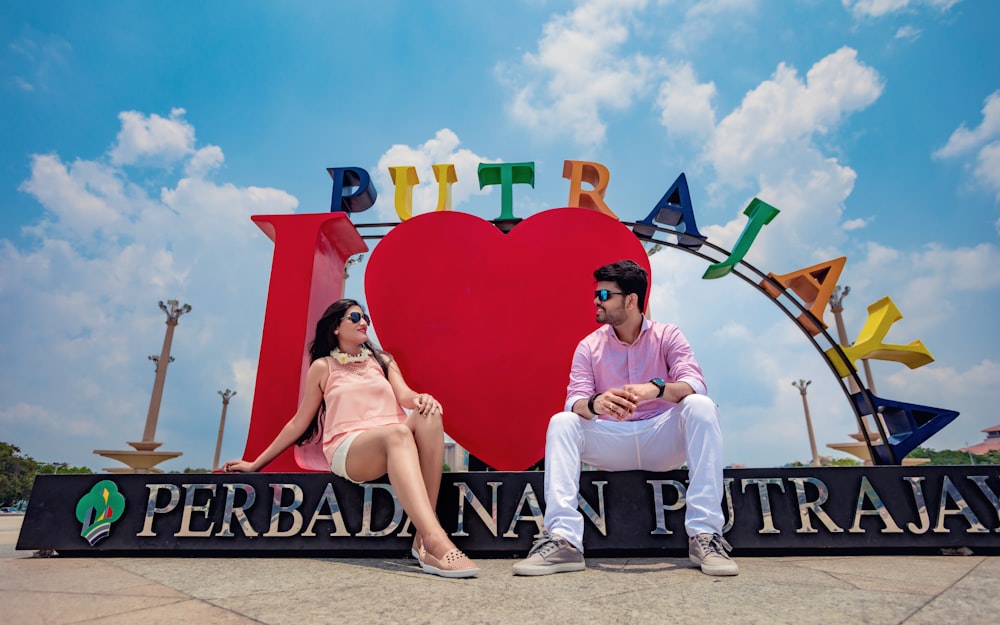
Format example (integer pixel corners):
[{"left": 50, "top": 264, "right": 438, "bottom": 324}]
[{"left": 513, "top": 259, "right": 738, "bottom": 577}]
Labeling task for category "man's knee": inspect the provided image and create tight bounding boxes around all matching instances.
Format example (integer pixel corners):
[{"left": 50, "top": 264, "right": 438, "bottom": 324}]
[
  {"left": 547, "top": 411, "right": 581, "bottom": 439},
  {"left": 680, "top": 394, "right": 720, "bottom": 424}
]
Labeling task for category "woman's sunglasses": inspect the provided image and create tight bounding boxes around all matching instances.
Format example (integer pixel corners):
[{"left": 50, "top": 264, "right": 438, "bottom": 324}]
[
  {"left": 346, "top": 311, "right": 370, "bottom": 324},
  {"left": 595, "top": 289, "right": 625, "bottom": 302}
]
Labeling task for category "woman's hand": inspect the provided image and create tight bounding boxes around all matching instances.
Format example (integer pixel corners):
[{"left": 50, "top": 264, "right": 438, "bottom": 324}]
[
  {"left": 222, "top": 460, "right": 254, "bottom": 473},
  {"left": 413, "top": 393, "right": 442, "bottom": 417}
]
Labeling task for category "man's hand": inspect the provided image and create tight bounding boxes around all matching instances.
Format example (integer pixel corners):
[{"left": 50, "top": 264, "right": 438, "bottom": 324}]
[
  {"left": 595, "top": 388, "right": 638, "bottom": 421},
  {"left": 626, "top": 380, "right": 695, "bottom": 404},
  {"left": 622, "top": 382, "right": 661, "bottom": 403}
]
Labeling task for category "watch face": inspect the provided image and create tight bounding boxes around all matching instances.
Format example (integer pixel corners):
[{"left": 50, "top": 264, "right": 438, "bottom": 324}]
[{"left": 651, "top": 378, "right": 665, "bottom": 397}]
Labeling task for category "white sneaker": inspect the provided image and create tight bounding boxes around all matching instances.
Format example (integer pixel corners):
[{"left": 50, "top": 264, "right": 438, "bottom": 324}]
[
  {"left": 512, "top": 533, "right": 585, "bottom": 576},
  {"left": 688, "top": 533, "right": 739, "bottom": 576}
]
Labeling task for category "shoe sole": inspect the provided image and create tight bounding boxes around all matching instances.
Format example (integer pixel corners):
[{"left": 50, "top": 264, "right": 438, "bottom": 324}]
[
  {"left": 689, "top": 555, "right": 739, "bottom": 576},
  {"left": 419, "top": 560, "right": 479, "bottom": 578},
  {"left": 512, "top": 561, "right": 586, "bottom": 576}
]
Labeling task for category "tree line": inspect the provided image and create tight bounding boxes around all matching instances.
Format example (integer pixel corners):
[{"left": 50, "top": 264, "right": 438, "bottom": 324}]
[
  {"left": 0, "top": 442, "right": 92, "bottom": 507},
  {"left": 4, "top": 439, "right": 997, "bottom": 508},
  {"left": 0, "top": 441, "right": 220, "bottom": 507}
]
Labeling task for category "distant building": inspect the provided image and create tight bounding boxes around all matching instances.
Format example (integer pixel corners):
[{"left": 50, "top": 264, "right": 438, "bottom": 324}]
[
  {"left": 444, "top": 437, "right": 468, "bottom": 471},
  {"left": 960, "top": 425, "right": 1000, "bottom": 455}
]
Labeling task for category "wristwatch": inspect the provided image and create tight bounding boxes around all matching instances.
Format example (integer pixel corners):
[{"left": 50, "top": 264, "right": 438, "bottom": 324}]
[
  {"left": 587, "top": 393, "right": 600, "bottom": 415},
  {"left": 649, "top": 378, "right": 666, "bottom": 398}
]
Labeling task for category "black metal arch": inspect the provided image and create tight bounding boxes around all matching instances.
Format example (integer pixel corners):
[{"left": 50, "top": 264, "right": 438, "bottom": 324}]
[{"left": 620, "top": 221, "right": 891, "bottom": 465}]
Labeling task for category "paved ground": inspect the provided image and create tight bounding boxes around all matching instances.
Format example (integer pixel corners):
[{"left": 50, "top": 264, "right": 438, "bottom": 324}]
[{"left": 2, "top": 514, "right": 998, "bottom": 625}]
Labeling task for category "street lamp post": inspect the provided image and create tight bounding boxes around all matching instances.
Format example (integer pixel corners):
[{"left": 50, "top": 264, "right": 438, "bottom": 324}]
[
  {"left": 342, "top": 254, "right": 365, "bottom": 293},
  {"left": 829, "top": 286, "right": 877, "bottom": 394},
  {"left": 213, "top": 389, "right": 237, "bottom": 471},
  {"left": 148, "top": 355, "right": 174, "bottom": 372},
  {"left": 792, "top": 379, "right": 821, "bottom": 466},
  {"left": 97, "top": 300, "right": 189, "bottom": 473},
  {"left": 131, "top": 300, "right": 192, "bottom": 451},
  {"left": 829, "top": 287, "right": 859, "bottom": 394},
  {"left": 829, "top": 284, "right": 881, "bottom": 445}
]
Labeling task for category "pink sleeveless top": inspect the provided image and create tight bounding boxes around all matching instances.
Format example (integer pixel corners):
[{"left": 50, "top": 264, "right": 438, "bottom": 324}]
[{"left": 320, "top": 355, "right": 407, "bottom": 466}]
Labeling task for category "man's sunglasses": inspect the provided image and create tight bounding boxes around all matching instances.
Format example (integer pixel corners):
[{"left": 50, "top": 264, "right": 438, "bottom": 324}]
[
  {"left": 346, "top": 311, "right": 370, "bottom": 324},
  {"left": 595, "top": 289, "right": 625, "bottom": 302}
]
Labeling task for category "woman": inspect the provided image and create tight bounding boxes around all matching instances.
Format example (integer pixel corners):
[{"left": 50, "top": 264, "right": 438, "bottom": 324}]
[{"left": 223, "top": 299, "right": 478, "bottom": 578}]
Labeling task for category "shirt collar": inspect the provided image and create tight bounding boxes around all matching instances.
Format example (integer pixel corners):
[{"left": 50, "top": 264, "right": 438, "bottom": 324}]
[{"left": 604, "top": 315, "right": 651, "bottom": 345}]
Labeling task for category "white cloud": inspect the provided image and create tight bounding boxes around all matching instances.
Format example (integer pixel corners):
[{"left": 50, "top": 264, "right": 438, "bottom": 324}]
[
  {"left": 974, "top": 142, "right": 1000, "bottom": 201},
  {"left": 839, "top": 240, "right": 1000, "bottom": 354},
  {"left": 934, "top": 91, "right": 1000, "bottom": 202},
  {"left": 497, "top": 0, "right": 764, "bottom": 147},
  {"left": 13, "top": 76, "right": 35, "bottom": 92},
  {"left": 17, "top": 154, "right": 129, "bottom": 237},
  {"left": 185, "top": 145, "right": 225, "bottom": 178},
  {"left": 708, "top": 48, "right": 883, "bottom": 180},
  {"left": 880, "top": 359, "right": 1000, "bottom": 451},
  {"left": 909, "top": 242, "right": 1000, "bottom": 291},
  {"left": 231, "top": 358, "right": 258, "bottom": 418},
  {"left": 657, "top": 62, "right": 717, "bottom": 142},
  {"left": 894, "top": 25, "right": 922, "bottom": 40},
  {"left": 887, "top": 359, "right": 999, "bottom": 398},
  {"left": 497, "top": 0, "right": 655, "bottom": 146},
  {"left": 667, "top": 0, "right": 759, "bottom": 53},
  {"left": 934, "top": 91, "right": 1000, "bottom": 158},
  {"left": 2, "top": 109, "right": 298, "bottom": 469},
  {"left": 842, "top": 217, "right": 871, "bottom": 231},
  {"left": 0, "top": 402, "right": 104, "bottom": 453},
  {"left": 844, "top": 0, "right": 911, "bottom": 18},
  {"left": 109, "top": 108, "right": 196, "bottom": 167},
  {"left": 843, "top": 0, "right": 961, "bottom": 19},
  {"left": 6, "top": 31, "right": 72, "bottom": 92},
  {"left": 678, "top": 48, "right": 883, "bottom": 269},
  {"left": 371, "top": 128, "right": 500, "bottom": 222}
]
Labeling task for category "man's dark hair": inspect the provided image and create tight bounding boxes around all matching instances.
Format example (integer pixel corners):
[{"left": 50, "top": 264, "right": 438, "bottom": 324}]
[{"left": 594, "top": 259, "right": 648, "bottom": 309}]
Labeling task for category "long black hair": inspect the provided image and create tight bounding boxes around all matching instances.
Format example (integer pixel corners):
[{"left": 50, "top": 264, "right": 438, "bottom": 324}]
[{"left": 296, "top": 299, "right": 390, "bottom": 445}]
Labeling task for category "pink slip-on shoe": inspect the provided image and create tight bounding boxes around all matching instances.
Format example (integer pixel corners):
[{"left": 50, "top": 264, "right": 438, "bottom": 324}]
[
  {"left": 411, "top": 539, "right": 425, "bottom": 563},
  {"left": 419, "top": 548, "right": 479, "bottom": 578}
]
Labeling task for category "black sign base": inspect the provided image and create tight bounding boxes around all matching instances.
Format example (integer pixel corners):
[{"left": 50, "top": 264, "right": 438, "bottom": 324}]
[{"left": 17, "top": 466, "right": 1000, "bottom": 556}]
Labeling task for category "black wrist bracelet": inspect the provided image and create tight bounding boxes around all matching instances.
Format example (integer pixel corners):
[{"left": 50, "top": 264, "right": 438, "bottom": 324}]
[{"left": 587, "top": 393, "right": 600, "bottom": 415}]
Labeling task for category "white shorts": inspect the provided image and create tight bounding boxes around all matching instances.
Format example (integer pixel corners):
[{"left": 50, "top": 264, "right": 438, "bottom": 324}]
[{"left": 330, "top": 431, "right": 364, "bottom": 484}]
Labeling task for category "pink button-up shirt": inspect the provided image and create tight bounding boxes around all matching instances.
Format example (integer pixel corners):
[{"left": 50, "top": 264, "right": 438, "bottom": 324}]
[{"left": 565, "top": 317, "right": 708, "bottom": 421}]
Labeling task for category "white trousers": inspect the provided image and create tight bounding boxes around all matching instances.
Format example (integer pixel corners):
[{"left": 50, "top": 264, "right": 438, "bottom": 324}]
[{"left": 543, "top": 394, "right": 725, "bottom": 552}]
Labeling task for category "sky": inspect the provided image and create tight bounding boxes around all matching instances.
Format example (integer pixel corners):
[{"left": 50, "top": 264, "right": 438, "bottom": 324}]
[{"left": 1, "top": 0, "right": 998, "bottom": 472}]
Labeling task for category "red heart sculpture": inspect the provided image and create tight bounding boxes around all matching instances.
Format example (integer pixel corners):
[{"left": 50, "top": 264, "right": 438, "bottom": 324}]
[{"left": 365, "top": 208, "right": 651, "bottom": 470}]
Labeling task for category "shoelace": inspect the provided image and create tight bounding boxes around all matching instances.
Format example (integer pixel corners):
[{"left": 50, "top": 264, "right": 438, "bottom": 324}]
[
  {"left": 695, "top": 533, "right": 733, "bottom": 556},
  {"left": 528, "top": 534, "right": 564, "bottom": 557}
]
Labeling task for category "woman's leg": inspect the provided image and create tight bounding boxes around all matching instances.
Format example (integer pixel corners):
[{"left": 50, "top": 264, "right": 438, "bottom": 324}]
[
  {"left": 405, "top": 410, "right": 445, "bottom": 553},
  {"left": 344, "top": 424, "right": 456, "bottom": 560}
]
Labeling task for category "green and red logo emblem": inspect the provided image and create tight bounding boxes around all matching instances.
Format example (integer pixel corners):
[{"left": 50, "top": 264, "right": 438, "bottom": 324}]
[{"left": 75, "top": 480, "right": 126, "bottom": 546}]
